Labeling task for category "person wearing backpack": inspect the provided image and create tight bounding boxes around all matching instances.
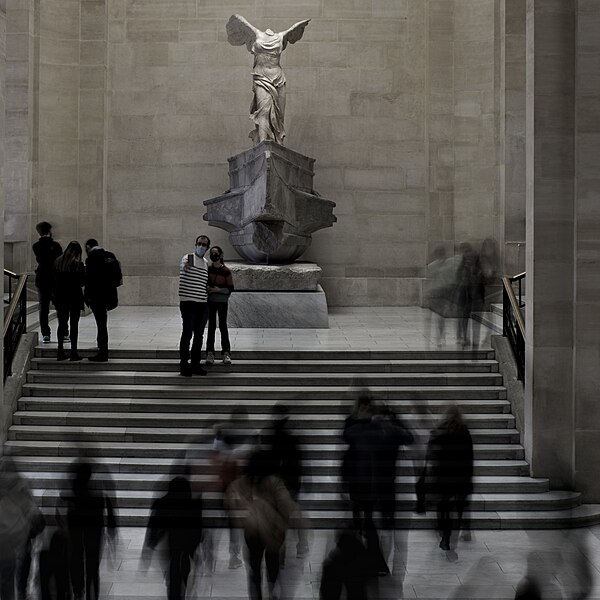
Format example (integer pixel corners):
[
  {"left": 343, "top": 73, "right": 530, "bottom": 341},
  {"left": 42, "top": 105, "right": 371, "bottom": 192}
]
[{"left": 84, "top": 239, "right": 122, "bottom": 362}]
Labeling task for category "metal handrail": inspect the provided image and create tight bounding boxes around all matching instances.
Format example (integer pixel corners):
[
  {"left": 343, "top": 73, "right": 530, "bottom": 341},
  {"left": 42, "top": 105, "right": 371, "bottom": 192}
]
[
  {"left": 3, "top": 273, "right": 28, "bottom": 338},
  {"left": 502, "top": 276, "right": 525, "bottom": 339},
  {"left": 3, "top": 271, "right": 29, "bottom": 381},
  {"left": 502, "top": 273, "right": 526, "bottom": 382}
]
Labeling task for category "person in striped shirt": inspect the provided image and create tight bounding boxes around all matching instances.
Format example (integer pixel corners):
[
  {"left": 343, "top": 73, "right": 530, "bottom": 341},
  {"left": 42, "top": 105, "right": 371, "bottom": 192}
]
[{"left": 178, "top": 235, "right": 210, "bottom": 377}]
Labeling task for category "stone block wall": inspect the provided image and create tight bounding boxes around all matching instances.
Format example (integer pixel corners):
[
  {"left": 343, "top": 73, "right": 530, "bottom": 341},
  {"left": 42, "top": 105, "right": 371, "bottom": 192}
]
[{"left": 4, "top": 0, "right": 505, "bottom": 306}]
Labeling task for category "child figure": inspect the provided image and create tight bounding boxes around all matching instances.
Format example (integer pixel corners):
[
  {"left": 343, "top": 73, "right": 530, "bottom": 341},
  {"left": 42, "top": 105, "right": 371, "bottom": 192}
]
[{"left": 206, "top": 246, "right": 234, "bottom": 365}]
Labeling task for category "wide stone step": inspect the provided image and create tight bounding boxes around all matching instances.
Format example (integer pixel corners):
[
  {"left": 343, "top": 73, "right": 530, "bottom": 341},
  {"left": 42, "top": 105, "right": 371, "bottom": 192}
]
[
  {"left": 17, "top": 397, "right": 511, "bottom": 415},
  {"left": 36, "top": 505, "right": 600, "bottom": 529},
  {"left": 30, "top": 357, "right": 500, "bottom": 374},
  {"left": 11, "top": 412, "right": 516, "bottom": 430},
  {"left": 31, "top": 488, "right": 580, "bottom": 512},
  {"left": 34, "top": 347, "right": 495, "bottom": 361},
  {"left": 26, "top": 370, "right": 504, "bottom": 387},
  {"left": 11, "top": 455, "right": 530, "bottom": 477},
  {"left": 20, "top": 471, "right": 549, "bottom": 493},
  {"left": 8, "top": 425, "right": 521, "bottom": 444},
  {"left": 4, "top": 440, "right": 525, "bottom": 460},
  {"left": 21, "top": 383, "right": 508, "bottom": 400}
]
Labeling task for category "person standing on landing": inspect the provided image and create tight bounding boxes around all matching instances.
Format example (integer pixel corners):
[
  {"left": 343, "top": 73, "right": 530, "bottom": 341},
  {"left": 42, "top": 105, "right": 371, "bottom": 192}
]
[
  {"left": 52, "top": 241, "right": 86, "bottom": 362},
  {"left": 32, "top": 221, "right": 63, "bottom": 344},
  {"left": 84, "top": 239, "right": 122, "bottom": 362},
  {"left": 206, "top": 246, "right": 234, "bottom": 366},
  {"left": 179, "top": 235, "right": 210, "bottom": 377}
]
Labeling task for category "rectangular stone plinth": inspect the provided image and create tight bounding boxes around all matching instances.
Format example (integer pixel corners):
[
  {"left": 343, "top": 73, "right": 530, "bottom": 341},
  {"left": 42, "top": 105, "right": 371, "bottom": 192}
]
[
  {"left": 227, "top": 261, "right": 322, "bottom": 291},
  {"left": 227, "top": 286, "right": 329, "bottom": 328}
]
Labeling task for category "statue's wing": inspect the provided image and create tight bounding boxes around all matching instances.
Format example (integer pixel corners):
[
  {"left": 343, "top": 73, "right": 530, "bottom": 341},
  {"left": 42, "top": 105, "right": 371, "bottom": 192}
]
[
  {"left": 226, "top": 14, "right": 258, "bottom": 50},
  {"left": 281, "top": 19, "right": 311, "bottom": 49}
]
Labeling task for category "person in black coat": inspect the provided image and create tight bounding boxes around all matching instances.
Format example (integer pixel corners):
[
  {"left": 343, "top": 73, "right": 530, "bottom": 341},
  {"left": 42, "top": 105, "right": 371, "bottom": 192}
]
[
  {"left": 63, "top": 460, "right": 117, "bottom": 600},
  {"left": 142, "top": 476, "right": 203, "bottom": 600},
  {"left": 454, "top": 242, "right": 484, "bottom": 348},
  {"left": 263, "top": 403, "right": 309, "bottom": 561},
  {"left": 32, "top": 221, "right": 63, "bottom": 343},
  {"left": 84, "top": 239, "right": 122, "bottom": 362},
  {"left": 52, "top": 241, "right": 85, "bottom": 362},
  {"left": 424, "top": 406, "right": 474, "bottom": 551}
]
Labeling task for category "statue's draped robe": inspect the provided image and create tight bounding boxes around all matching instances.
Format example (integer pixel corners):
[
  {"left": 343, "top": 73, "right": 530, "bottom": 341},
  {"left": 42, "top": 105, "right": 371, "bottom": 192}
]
[{"left": 250, "top": 33, "right": 286, "bottom": 144}]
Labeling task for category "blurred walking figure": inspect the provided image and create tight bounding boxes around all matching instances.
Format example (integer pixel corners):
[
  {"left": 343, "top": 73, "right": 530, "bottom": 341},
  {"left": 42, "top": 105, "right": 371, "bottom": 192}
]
[
  {"left": 64, "top": 460, "right": 117, "bottom": 600},
  {"left": 263, "top": 403, "right": 309, "bottom": 563},
  {"left": 455, "top": 242, "right": 484, "bottom": 347},
  {"left": 342, "top": 394, "right": 389, "bottom": 576},
  {"left": 372, "top": 404, "right": 413, "bottom": 574},
  {"left": 424, "top": 245, "right": 459, "bottom": 346},
  {"left": 213, "top": 408, "right": 258, "bottom": 570},
  {"left": 52, "top": 241, "right": 86, "bottom": 362},
  {"left": 227, "top": 450, "right": 296, "bottom": 600},
  {"left": 32, "top": 221, "right": 63, "bottom": 344},
  {"left": 142, "top": 476, "right": 203, "bottom": 600},
  {"left": 423, "top": 406, "right": 473, "bottom": 551},
  {"left": 0, "top": 458, "right": 43, "bottom": 600},
  {"left": 320, "top": 529, "right": 370, "bottom": 600}
]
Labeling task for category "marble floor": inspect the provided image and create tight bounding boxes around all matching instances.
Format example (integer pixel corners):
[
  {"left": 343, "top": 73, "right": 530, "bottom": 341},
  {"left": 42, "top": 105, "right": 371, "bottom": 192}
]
[
  {"left": 57, "top": 305, "right": 493, "bottom": 352},
  {"left": 32, "top": 306, "right": 600, "bottom": 599},
  {"left": 60, "top": 525, "right": 600, "bottom": 599}
]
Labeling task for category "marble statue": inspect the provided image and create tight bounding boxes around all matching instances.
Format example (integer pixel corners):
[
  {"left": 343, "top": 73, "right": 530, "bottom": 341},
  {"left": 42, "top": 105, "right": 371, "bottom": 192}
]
[{"left": 226, "top": 14, "right": 310, "bottom": 145}]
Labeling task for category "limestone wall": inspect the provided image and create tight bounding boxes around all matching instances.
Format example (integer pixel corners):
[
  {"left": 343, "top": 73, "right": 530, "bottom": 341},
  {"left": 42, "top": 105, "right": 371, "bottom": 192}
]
[{"left": 4, "top": 0, "right": 504, "bottom": 306}]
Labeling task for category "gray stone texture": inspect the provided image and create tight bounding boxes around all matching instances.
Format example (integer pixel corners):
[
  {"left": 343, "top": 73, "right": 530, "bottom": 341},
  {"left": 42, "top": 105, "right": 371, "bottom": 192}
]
[
  {"left": 2, "top": 0, "right": 509, "bottom": 305},
  {"left": 227, "top": 286, "right": 329, "bottom": 328},
  {"left": 524, "top": 0, "right": 600, "bottom": 502},
  {"left": 226, "top": 261, "right": 322, "bottom": 291},
  {"left": 204, "top": 141, "right": 336, "bottom": 263}
]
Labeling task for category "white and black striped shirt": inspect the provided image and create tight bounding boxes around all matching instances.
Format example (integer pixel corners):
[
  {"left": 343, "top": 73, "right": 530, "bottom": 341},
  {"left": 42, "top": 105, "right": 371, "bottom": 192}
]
[{"left": 179, "top": 254, "right": 208, "bottom": 302}]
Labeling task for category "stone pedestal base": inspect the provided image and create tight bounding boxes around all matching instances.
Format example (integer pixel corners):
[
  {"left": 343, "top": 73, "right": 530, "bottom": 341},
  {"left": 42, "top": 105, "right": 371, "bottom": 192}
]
[
  {"left": 224, "top": 261, "right": 329, "bottom": 328},
  {"left": 228, "top": 286, "right": 329, "bottom": 328}
]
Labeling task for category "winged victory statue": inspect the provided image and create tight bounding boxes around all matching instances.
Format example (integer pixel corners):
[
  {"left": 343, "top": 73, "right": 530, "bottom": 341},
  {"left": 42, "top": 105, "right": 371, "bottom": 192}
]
[{"left": 226, "top": 14, "right": 311, "bottom": 145}]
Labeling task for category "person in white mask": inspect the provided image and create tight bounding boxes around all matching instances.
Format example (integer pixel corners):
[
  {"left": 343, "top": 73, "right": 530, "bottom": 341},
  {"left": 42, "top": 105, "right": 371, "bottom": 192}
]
[{"left": 178, "top": 235, "right": 210, "bottom": 377}]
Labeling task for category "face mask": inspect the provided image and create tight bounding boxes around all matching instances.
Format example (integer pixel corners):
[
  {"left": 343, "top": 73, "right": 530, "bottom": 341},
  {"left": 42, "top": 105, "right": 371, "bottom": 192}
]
[
  {"left": 210, "top": 254, "right": 220, "bottom": 263},
  {"left": 195, "top": 245, "right": 206, "bottom": 257}
]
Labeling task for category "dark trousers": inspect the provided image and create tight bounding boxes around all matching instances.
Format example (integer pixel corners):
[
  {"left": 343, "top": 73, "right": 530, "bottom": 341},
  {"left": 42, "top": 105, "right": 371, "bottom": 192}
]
[
  {"left": 206, "top": 302, "right": 230, "bottom": 353},
  {"left": 179, "top": 301, "right": 208, "bottom": 365},
  {"left": 37, "top": 286, "right": 52, "bottom": 337},
  {"left": 245, "top": 533, "right": 280, "bottom": 600},
  {"left": 437, "top": 493, "right": 469, "bottom": 544},
  {"left": 167, "top": 550, "right": 191, "bottom": 600},
  {"left": 69, "top": 527, "right": 102, "bottom": 600},
  {"left": 56, "top": 305, "right": 80, "bottom": 353},
  {"left": 90, "top": 302, "right": 109, "bottom": 352}
]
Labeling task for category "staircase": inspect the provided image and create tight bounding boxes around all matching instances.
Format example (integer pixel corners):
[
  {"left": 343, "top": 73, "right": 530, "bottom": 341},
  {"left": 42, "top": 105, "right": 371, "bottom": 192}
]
[{"left": 6, "top": 346, "right": 600, "bottom": 529}]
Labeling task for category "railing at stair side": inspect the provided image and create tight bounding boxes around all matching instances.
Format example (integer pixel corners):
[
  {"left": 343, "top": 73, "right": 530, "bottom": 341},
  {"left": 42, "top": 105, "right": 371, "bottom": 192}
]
[
  {"left": 4, "top": 270, "right": 29, "bottom": 382},
  {"left": 502, "top": 272, "right": 526, "bottom": 382}
]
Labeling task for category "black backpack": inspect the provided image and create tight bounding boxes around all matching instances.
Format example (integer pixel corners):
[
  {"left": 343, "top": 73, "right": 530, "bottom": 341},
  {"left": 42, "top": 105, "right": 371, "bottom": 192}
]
[{"left": 104, "top": 254, "right": 123, "bottom": 288}]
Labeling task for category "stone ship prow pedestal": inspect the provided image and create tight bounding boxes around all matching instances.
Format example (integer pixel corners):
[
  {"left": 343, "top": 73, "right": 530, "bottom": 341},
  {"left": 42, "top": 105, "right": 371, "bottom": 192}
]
[{"left": 203, "top": 141, "right": 336, "bottom": 328}]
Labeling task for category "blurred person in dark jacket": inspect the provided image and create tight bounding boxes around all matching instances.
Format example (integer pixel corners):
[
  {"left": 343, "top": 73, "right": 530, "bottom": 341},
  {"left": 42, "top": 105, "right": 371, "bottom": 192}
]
[
  {"left": 142, "top": 476, "right": 203, "bottom": 600},
  {"left": 63, "top": 460, "right": 117, "bottom": 600},
  {"left": 32, "top": 221, "right": 63, "bottom": 344},
  {"left": 52, "top": 241, "right": 86, "bottom": 362},
  {"left": 454, "top": 242, "right": 484, "bottom": 348},
  {"left": 424, "top": 406, "right": 473, "bottom": 551},
  {"left": 263, "top": 403, "right": 308, "bottom": 563}
]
